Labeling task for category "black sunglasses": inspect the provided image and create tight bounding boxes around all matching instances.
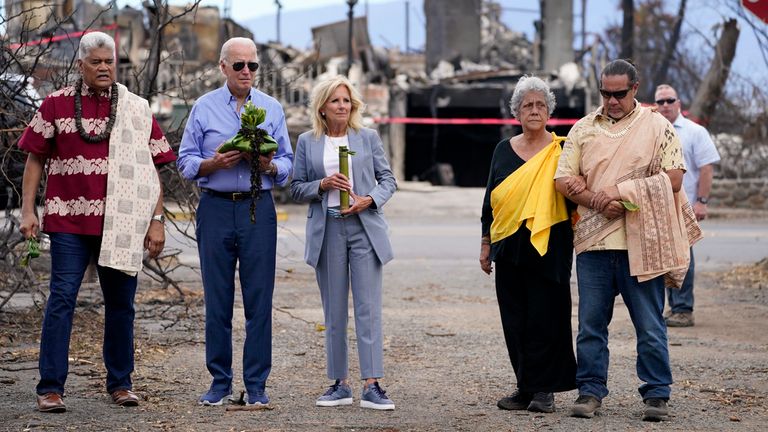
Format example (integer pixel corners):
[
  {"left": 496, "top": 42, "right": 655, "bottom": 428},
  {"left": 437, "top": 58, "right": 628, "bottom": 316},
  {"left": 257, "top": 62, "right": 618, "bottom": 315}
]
[
  {"left": 231, "top": 61, "right": 259, "bottom": 72},
  {"left": 655, "top": 98, "right": 677, "bottom": 105},
  {"left": 599, "top": 87, "right": 633, "bottom": 100}
]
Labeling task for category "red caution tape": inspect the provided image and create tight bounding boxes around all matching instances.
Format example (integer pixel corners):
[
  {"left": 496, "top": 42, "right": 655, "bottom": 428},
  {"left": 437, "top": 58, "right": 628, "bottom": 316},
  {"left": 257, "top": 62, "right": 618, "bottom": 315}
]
[
  {"left": 8, "top": 24, "right": 118, "bottom": 50},
  {"left": 373, "top": 117, "right": 579, "bottom": 126}
]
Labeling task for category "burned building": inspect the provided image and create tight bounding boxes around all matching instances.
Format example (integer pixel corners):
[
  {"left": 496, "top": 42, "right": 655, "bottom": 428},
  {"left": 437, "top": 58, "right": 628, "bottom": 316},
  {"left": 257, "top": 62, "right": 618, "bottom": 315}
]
[
  {"left": 382, "top": 0, "right": 587, "bottom": 187},
  {"left": 3, "top": 0, "right": 590, "bottom": 190},
  {"left": 2, "top": 0, "right": 251, "bottom": 99}
]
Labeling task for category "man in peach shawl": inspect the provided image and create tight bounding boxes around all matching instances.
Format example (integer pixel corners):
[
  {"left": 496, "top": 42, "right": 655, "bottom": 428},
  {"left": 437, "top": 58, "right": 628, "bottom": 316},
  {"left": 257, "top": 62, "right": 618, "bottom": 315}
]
[{"left": 554, "top": 60, "right": 701, "bottom": 423}]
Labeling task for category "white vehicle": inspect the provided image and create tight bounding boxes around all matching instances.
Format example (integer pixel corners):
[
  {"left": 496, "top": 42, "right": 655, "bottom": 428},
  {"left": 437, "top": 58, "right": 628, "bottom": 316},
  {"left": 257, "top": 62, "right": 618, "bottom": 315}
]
[
  {"left": 0, "top": 73, "right": 41, "bottom": 210},
  {"left": 0, "top": 73, "right": 42, "bottom": 113}
]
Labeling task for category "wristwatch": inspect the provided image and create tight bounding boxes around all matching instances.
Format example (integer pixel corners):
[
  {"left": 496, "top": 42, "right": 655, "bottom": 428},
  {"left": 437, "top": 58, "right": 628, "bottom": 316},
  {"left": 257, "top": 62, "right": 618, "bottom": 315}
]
[
  {"left": 696, "top": 196, "right": 709, "bottom": 204},
  {"left": 151, "top": 214, "right": 166, "bottom": 224}
]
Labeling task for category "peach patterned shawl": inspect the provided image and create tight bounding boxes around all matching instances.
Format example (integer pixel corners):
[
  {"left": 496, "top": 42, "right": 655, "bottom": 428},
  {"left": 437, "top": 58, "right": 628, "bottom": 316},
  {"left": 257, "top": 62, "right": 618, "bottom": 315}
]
[{"left": 573, "top": 106, "right": 702, "bottom": 287}]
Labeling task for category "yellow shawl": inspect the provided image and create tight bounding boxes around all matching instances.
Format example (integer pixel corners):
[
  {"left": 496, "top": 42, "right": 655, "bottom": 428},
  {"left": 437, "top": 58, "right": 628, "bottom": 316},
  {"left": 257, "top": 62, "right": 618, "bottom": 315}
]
[{"left": 490, "top": 133, "right": 568, "bottom": 256}]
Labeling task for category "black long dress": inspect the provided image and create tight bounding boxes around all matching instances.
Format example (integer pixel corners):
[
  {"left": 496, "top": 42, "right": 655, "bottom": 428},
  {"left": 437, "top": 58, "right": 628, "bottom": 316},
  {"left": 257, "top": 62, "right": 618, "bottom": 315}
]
[{"left": 481, "top": 137, "right": 577, "bottom": 393}]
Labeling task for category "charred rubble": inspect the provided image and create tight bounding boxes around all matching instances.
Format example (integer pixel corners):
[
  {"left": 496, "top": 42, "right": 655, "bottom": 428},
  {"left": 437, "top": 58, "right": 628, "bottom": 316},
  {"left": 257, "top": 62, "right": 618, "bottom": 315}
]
[{"left": 3, "top": 0, "right": 589, "bottom": 187}]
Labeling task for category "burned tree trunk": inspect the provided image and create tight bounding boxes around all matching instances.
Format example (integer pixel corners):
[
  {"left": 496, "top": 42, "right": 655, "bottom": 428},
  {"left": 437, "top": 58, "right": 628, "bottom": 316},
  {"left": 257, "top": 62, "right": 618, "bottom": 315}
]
[
  {"left": 648, "top": 0, "right": 687, "bottom": 99},
  {"left": 620, "top": 0, "right": 634, "bottom": 59},
  {"left": 141, "top": 0, "right": 166, "bottom": 101},
  {"left": 688, "top": 19, "right": 740, "bottom": 125}
]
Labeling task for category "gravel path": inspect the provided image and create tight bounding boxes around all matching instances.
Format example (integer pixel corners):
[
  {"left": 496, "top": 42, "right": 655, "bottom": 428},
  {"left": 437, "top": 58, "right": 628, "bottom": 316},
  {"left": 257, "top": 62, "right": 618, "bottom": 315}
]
[{"left": 1, "top": 187, "right": 767, "bottom": 431}]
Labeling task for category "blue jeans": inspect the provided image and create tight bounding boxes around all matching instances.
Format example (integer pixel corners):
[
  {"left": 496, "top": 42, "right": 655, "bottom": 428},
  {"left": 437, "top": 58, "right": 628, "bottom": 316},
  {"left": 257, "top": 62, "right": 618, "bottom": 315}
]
[
  {"left": 575, "top": 251, "right": 672, "bottom": 401},
  {"left": 196, "top": 191, "right": 276, "bottom": 395},
  {"left": 667, "top": 248, "right": 694, "bottom": 313},
  {"left": 37, "top": 233, "right": 138, "bottom": 396}
]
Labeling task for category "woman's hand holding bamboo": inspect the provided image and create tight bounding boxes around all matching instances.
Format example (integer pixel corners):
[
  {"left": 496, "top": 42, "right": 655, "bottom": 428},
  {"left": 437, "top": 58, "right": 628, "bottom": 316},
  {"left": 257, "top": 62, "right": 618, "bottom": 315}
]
[
  {"left": 320, "top": 173, "right": 351, "bottom": 192},
  {"left": 340, "top": 191, "right": 373, "bottom": 215}
]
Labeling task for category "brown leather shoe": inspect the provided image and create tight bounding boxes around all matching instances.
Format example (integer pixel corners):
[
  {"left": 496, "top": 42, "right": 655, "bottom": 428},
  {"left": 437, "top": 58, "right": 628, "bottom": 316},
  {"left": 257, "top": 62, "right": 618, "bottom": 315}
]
[
  {"left": 37, "top": 392, "right": 66, "bottom": 413},
  {"left": 111, "top": 389, "right": 140, "bottom": 407}
]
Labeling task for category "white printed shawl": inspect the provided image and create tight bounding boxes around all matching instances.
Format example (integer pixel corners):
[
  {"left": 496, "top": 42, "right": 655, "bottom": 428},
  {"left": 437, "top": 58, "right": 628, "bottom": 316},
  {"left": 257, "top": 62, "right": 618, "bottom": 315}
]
[{"left": 97, "top": 83, "right": 161, "bottom": 276}]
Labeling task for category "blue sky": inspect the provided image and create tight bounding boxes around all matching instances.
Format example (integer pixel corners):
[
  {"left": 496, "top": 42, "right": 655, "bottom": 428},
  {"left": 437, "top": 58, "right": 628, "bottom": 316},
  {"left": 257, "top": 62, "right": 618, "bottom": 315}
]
[{"left": 115, "top": 0, "right": 763, "bottom": 82}]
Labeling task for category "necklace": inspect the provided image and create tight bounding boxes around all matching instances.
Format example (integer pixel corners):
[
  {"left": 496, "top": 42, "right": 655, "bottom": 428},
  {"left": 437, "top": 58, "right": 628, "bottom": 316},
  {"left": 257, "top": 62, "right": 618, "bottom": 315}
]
[
  {"left": 326, "top": 135, "right": 348, "bottom": 150},
  {"left": 74, "top": 78, "right": 118, "bottom": 143},
  {"left": 594, "top": 105, "right": 643, "bottom": 139}
]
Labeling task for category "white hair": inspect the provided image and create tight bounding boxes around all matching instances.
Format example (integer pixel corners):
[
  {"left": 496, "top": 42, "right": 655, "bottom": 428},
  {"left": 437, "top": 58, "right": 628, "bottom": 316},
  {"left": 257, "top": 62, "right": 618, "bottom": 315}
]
[
  {"left": 78, "top": 32, "right": 115, "bottom": 60},
  {"left": 220, "top": 37, "right": 257, "bottom": 62},
  {"left": 509, "top": 75, "right": 556, "bottom": 118}
]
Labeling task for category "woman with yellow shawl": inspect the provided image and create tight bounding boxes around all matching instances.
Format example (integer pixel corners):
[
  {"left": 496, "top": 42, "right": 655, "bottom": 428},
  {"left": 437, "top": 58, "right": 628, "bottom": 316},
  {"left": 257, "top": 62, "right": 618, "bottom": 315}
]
[{"left": 480, "top": 76, "right": 581, "bottom": 414}]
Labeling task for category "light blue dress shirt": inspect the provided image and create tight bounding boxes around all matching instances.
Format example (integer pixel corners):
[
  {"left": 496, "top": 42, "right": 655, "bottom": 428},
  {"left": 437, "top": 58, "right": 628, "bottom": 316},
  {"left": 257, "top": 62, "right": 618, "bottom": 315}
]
[
  {"left": 672, "top": 114, "right": 720, "bottom": 202},
  {"left": 178, "top": 84, "right": 293, "bottom": 191}
]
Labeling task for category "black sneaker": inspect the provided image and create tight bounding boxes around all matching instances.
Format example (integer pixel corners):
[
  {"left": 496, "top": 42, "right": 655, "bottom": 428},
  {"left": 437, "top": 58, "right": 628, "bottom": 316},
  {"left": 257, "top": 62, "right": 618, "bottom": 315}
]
[
  {"left": 642, "top": 398, "right": 669, "bottom": 422},
  {"left": 570, "top": 394, "right": 601, "bottom": 418},
  {"left": 527, "top": 392, "right": 555, "bottom": 413},
  {"left": 497, "top": 389, "right": 532, "bottom": 410}
]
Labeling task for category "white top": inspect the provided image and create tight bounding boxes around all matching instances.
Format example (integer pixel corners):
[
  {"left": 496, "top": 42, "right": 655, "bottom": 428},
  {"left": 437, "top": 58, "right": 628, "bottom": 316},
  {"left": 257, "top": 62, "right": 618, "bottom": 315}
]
[
  {"left": 672, "top": 114, "right": 721, "bottom": 202},
  {"left": 323, "top": 134, "right": 354, "bottom": 207}
]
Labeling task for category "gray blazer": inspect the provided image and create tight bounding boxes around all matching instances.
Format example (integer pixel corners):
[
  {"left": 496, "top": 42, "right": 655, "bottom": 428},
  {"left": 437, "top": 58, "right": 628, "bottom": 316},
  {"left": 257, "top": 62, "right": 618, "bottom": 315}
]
[{"left": 290, "top": 127, "right": 397, "bottom": 268}]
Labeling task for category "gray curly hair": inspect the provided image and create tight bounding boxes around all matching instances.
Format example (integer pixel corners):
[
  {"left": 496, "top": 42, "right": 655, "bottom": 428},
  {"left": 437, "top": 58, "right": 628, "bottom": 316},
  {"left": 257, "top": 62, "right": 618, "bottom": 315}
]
[
  {"left": 509, "top": 75, "right": 556, "bottom": 118},
  {"left": 78, "top": 32, "right": 115, "bottom": 60}
]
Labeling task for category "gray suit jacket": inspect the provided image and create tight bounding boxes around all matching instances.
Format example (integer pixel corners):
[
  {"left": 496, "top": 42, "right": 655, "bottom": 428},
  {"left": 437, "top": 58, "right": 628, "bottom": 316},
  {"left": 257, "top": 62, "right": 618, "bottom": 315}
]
[{"left": 290, "top": 127, "right": 397, "bottom": 268}]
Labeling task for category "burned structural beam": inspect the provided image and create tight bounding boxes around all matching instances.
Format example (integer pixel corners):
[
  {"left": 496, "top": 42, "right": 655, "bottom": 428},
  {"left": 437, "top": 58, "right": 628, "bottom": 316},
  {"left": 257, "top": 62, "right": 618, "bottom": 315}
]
[
  {"left": 539, "top": 0, "right": 574, "bottom": 72},
  {"left": 402, "top": 81, "right": 586, "bottom": 187},
  {"left": 424, "top": 0, "right": 482, "bottom": 72}
]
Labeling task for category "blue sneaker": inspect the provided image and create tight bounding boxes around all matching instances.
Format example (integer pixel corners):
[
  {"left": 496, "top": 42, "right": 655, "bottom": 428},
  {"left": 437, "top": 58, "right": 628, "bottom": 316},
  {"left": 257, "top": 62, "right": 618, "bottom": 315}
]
[
  {"left": 246, "top": 390, "right": 270, "bottom": 407},
  {"left": 360, "top": 382, "right": 395, "bottom": 410},
  {"left": 199, "top": 387, "right": 233, "bottom": 406},
  {"left": 316, "top": 380, "right": 353, "bottom": 407}
]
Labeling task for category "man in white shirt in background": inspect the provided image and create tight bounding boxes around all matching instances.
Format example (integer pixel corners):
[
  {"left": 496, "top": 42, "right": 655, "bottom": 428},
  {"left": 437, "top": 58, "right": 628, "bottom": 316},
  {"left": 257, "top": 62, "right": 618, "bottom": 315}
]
[{"left": 654, "top": 84, "right": 721, "bottom": 328}]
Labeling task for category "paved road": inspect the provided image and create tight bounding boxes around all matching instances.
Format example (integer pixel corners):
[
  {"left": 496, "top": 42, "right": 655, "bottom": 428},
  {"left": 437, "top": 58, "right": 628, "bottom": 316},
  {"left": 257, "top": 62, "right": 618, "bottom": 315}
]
[
  {"left": 164, "top": 185, "right": 768, "bottom": 278},
  {"left": 693, "top": 218, "right": 768, "bottom": 271}
]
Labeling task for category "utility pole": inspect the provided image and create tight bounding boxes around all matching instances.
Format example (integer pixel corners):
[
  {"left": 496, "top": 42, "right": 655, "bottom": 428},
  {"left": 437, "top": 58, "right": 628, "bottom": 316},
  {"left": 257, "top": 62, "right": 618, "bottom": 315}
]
[
  {"left": 223, "top": 0, "right": 231, "bottom": 19},
  {"left": 346, "top": 0, "right": 358, "bottom": 76},
  {"left": 275, "top": 0, "right": 282, "bottom": 43},
  {"left": 581, "top": 0, "right": 586, "bottom": 56},
  {"left": 405, "top": 0, "right": 410, "bottom": 53}
]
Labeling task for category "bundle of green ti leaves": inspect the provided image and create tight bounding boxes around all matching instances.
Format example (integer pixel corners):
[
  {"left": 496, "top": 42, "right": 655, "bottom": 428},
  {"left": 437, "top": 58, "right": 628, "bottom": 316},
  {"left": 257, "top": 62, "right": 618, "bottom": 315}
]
[
  {"left": 20, "top": 237, "right": 40, "bottom": 267},
  {"left": 217, "top": 101, "right": 279, "bottom": 223},
  {"left": 218, "top": 102, "right": 278, "bottom": 155}
]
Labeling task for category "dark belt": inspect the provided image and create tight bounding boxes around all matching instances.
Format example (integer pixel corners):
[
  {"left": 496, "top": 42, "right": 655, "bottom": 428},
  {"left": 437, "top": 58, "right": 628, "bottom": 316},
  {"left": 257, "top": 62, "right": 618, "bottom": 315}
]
[{"left": 201, "top": 187, "right": 262, "bottom": 201}]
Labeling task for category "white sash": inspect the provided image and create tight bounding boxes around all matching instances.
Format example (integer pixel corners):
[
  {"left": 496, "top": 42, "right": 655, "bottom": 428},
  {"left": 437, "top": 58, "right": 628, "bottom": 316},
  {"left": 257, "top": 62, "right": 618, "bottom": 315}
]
[{"left": 97, "top": 83, "right": 160, "bottom": 276}]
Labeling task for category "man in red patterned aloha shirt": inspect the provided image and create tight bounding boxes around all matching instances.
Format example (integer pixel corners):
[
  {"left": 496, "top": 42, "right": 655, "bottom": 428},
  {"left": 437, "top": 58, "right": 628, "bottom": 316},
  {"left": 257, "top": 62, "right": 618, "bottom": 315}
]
[{"left": 17, "top": 31, "right": 176, "bottom": 413}]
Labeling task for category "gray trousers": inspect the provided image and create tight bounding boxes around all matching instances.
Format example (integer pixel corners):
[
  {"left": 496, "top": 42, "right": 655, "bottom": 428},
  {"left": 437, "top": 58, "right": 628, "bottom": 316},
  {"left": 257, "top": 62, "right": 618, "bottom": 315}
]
[{"left": 315, "top": 213, "right": 384, "bottom": 380}]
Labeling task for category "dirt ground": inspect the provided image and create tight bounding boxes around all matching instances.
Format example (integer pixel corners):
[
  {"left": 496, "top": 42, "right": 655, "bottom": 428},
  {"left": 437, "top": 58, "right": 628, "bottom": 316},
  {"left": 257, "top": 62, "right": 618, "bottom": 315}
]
[{"left": 1, "top": 190, "right": 767, "bottom": 431}]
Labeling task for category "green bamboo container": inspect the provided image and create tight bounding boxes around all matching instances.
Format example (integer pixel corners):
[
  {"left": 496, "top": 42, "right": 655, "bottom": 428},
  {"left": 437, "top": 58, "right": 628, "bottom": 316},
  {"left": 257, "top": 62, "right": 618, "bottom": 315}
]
[{"left": 339, "top": 145, "right": 350, "bottom": 210}]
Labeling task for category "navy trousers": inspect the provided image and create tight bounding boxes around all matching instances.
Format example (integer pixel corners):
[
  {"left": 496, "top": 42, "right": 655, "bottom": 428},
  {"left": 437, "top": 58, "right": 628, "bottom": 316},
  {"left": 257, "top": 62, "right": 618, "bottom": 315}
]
[
  {"left": 37, "top": 233, "right": 138, "bottom": 396},
  {"left": 196, "top": 191, "right": 276, "bottom": 395}
]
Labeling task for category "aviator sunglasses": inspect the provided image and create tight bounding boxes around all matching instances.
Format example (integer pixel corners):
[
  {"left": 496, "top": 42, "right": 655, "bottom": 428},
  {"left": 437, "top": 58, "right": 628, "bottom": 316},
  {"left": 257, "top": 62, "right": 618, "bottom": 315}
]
[
  {"left": 231, "top": 61, "right": 259, "bottom": 72},
  {"left": 655, "top": 98, "right": 678, "bottom": 105},
  {"left": 599, "top": 87, "right": 633, "bottom": 100}
]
